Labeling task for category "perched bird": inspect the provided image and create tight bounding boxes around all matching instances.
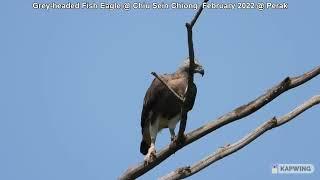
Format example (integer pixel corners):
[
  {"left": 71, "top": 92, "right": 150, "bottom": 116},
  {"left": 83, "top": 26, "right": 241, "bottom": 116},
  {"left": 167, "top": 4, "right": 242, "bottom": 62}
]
[{"left": 140, "top": 58, "right": 204, "bottom": 163}]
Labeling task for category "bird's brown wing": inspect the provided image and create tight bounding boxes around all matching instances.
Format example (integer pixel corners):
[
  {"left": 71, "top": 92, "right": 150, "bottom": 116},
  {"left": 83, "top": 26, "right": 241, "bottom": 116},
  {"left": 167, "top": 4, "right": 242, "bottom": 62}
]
[
  {"left": 140, "top": 77, "right": 168, "bottom": 154},
  {"left": 140, "top": 74, "right": 195, "bottom": 155}
]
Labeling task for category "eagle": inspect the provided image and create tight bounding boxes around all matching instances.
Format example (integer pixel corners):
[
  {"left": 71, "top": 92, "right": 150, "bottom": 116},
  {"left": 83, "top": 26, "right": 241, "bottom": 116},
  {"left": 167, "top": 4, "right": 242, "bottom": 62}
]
[{"left": 140, "top": 58, "right": 204, "bottom": 163}]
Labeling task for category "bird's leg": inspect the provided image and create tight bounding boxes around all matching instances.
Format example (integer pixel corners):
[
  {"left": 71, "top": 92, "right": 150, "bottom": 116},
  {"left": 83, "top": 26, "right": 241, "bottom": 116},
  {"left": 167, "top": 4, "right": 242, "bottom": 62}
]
[
  {"left": 169, "top": 128, "right": 176, "bottom": 142},
  {"left": 168, "top": 116, "right": 179, "bottom": 142},
  {"left": 144, "top": 119, "right": 158, "bottom": 164},
  {"left": 144, "top": 140, "right": 156, "bottom": 164}
]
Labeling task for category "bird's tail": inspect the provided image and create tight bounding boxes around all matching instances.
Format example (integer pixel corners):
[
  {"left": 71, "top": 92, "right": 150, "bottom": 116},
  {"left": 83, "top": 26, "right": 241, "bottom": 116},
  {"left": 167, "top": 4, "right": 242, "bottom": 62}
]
[{"left": 140, "top": 139, "right": 149, "bottom": 155}]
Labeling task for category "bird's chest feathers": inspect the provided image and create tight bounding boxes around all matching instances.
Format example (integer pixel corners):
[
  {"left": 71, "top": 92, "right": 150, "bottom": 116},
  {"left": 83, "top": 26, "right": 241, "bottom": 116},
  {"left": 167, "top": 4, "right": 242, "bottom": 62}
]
[{"left": 158, "top": 114, "right": 180, "bottom": 130}]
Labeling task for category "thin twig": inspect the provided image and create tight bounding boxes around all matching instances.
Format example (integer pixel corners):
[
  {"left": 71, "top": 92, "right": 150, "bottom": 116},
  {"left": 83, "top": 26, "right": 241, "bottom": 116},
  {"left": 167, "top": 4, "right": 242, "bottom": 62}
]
[
  {"left": 119, "top": 66, "right": 320, "bottom": 180},
  {"left": 161, "top": 95, "right": 320, "bottom": 179},
  {"left": 151, "top": 72, "right": 185, "bottom": 103},
  {"left": 189, "top": 0, "right": 209, "bottom": 28}
]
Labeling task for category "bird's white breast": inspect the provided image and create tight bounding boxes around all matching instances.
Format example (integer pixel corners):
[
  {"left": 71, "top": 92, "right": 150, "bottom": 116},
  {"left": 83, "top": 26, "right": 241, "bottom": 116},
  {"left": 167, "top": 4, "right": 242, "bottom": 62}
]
[{"left": 158, "top": 114, "right": 180, "bottom": 131}]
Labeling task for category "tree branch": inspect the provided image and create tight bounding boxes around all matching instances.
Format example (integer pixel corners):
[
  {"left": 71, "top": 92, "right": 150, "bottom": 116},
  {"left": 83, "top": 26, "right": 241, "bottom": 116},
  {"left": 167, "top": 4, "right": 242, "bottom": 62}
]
[
  {"left": 189, "top": 0, "right": 209, "bottom": 28},
  {"left": 148, "top": 0, "right": 208, "bottom": 141},
  {"left": 177, "top": 0, "right": 208, "bottom": 140},
  {"left": 119, "top": 66, "right": 320, "bottom": 180},
  {"left": 161, "top": 95, "right": 320, "bottom": 179}
]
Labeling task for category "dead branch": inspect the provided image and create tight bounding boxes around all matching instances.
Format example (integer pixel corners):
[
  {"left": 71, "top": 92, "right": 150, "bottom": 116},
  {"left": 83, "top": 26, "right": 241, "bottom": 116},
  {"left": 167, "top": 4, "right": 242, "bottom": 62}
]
[
  {"left": 119, "top": 66, "right": 320, "bottom": 180},
  {"left": 161, "top": 95, "right": 320, "bottom": 180},
  {"left": 150, "top": 0, "right": 209, "bottom": 141}
]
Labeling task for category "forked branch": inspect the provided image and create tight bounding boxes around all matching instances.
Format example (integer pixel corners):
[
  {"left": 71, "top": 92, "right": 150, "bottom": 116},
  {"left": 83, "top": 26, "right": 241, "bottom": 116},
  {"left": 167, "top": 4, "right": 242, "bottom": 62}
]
[
  {"left": 148, "top": 0, "right": 208, "bottom": 141},
  {"left": 177, "top": 0, "right": 208, "bottom": 140}
]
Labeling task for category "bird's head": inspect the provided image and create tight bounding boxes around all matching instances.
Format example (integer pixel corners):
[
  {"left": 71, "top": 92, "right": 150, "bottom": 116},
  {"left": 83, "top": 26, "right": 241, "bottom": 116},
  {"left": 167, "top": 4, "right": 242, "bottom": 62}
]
[{"left": 180, "top": 58, "right": 205, "bottom": 76}]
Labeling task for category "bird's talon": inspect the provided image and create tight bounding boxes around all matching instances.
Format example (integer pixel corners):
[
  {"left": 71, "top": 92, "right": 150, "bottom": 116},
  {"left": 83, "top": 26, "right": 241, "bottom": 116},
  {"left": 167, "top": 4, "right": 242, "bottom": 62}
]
[
  {"left": 171, "top": 134, "right": 186, "bottom": 146},
  {"left": 144, "top": 147, "right": 156, "bottom": 164}
]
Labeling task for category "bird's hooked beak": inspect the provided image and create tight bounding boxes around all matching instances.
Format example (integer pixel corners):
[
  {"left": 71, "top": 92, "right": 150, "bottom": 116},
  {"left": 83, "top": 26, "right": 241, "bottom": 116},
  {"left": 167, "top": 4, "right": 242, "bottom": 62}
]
[{"left": 195, "top": 66, "right": 205, "bottom": 77}]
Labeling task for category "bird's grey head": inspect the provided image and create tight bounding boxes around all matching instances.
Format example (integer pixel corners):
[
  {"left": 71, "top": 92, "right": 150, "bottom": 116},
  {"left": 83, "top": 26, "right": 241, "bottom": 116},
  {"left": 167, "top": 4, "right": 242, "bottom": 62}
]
[{"left": 179, "top": 58, "right": 205, "bottom": 76}]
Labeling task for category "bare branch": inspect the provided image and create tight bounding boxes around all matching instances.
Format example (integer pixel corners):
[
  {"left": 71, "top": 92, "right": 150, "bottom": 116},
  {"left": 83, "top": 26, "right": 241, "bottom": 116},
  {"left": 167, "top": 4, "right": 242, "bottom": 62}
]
[
  {"left": 119, "top": 66, "right": 320, "bottom": 180},
  {"left": 188, "top": 0, "right": 209, "bottom": 28},
  {"left": 161, "top": 95, "right": 320, "bottom": 180},
  {"left": 151, "top": 72, "right": 185, "bottom": 103},
  {"left": 177, "top": 0, "right": 208, "bottom": 140}
]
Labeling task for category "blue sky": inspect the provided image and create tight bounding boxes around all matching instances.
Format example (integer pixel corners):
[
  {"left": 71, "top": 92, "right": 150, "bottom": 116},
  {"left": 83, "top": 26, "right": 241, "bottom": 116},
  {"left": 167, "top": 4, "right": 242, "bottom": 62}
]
[{"left": 1, "top": 0, "right": 319, "bottom": 179}]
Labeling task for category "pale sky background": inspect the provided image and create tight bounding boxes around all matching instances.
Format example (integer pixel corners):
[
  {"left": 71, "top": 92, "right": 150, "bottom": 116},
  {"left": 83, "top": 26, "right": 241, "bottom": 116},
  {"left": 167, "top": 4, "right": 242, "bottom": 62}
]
[{"left": 1, "top": 0, "right": 319, "bottom": 180}]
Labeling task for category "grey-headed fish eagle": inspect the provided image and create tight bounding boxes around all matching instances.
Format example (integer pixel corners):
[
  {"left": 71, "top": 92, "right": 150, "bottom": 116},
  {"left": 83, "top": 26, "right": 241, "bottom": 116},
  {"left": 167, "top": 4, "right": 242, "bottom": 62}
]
[{"left": 140, "top": 58, "right": 204, "bottom": 163}]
